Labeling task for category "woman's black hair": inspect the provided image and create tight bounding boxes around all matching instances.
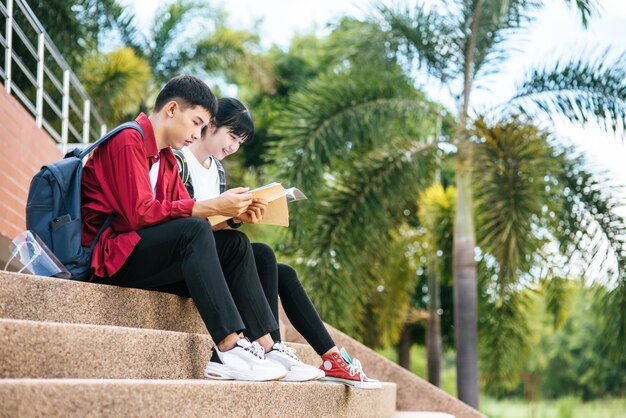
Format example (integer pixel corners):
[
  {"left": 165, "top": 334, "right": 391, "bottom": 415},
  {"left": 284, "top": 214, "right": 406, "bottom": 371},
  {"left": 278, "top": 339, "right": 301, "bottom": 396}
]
[{"left": 214, "top": 97, "right": 255, "bottom": 144}]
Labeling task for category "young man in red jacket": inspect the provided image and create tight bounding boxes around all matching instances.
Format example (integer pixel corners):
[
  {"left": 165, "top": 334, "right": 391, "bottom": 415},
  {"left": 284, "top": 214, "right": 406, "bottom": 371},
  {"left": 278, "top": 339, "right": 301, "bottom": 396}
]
[{"left": 81, "top": 75, "right": 286, "bottom": 381}]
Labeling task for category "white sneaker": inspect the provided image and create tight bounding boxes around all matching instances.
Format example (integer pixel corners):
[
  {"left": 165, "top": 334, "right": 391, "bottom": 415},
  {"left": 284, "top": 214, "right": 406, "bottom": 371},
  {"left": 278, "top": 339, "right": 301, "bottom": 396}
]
[
  {"left": 204, "top": 338, "right": 287, "bottom": 381},
  {"left": 265, "top": 342, "right": 323, "bottom": 382}
]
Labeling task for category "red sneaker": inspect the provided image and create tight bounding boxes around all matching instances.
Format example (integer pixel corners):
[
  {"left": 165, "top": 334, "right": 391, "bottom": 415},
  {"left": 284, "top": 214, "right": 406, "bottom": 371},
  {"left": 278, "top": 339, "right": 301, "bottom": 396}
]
[{"left": 319, "top": 348, "right": 382, "bottom": 389}]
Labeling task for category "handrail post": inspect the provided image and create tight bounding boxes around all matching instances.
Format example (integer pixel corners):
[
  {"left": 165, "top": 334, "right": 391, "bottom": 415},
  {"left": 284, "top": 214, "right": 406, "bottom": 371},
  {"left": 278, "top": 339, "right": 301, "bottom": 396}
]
[
  {"left": 35, "top": 33, "right": 44, "bottom": 127},
  {"left": 82, "top": 100, "right": 90, "bottom": 144},
  {"left": 61, "top": 69, "right": 70, "bottom": 155},
  {"left": 4, "top": 0, "right": 14, "bottom": 94}
]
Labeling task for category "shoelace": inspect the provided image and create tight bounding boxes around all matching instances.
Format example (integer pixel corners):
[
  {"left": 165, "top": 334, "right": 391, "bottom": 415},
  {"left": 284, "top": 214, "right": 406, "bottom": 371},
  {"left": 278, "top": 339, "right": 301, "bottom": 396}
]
[
  {"left": 274, "top": 342, "right": 300, "bottom": 361},
  {"left": 243, "top": 340, "right": 266, "bottom": 360},
  {"left": 346, "top": 357, "right": 367, "bottom": 382}
]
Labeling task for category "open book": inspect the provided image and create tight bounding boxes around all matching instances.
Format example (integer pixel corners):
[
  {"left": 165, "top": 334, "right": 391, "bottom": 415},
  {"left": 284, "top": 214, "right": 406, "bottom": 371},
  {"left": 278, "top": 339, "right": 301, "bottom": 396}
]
[{"left": 208, "top": 183, "right": 307, "bottom": 227}]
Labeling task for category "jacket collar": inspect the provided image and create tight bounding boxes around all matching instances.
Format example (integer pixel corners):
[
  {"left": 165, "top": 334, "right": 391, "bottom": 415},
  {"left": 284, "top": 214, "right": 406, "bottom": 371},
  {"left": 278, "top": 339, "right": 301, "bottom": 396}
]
[{"left": 135, "top": 112, "right": 159, "bottom": 158}]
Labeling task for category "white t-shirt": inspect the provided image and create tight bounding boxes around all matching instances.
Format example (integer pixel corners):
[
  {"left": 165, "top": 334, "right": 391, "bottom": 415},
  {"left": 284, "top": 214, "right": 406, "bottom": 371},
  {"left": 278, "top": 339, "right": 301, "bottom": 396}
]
[
  {"left": 149, "top": 160, "right": 160, "bottom": 198},
  {"left": 181, "top": 146, "right": 221, "bottom": 200}
]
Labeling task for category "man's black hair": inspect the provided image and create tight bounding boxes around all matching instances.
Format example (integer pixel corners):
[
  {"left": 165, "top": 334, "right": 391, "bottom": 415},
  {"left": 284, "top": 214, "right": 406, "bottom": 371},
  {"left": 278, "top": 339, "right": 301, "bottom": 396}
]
[{"left": 154, "top": 75, "right": 217, "bottom": 117}]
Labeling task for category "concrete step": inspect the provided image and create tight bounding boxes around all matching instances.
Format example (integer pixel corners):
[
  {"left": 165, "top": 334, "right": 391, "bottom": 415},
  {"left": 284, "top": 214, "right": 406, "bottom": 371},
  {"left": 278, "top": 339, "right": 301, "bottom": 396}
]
[
  {"left": 285, "top": 323, "right": 485, "bottom": 418},
  {"left": 0, "top": 271, "right": 207, "bottom": 334},
  {"left": 0, "top": 318, "right": 319, "bottom": 379},
  {"left": 0, "top": 379, "right": 397, "bottom": 418}
]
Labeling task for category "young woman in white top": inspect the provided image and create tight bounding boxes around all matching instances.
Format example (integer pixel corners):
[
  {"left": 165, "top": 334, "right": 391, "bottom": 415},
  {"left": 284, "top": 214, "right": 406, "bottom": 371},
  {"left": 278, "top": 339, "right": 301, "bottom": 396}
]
[{"left": 176, "top": 98, "right": 380, "bottom": 388}]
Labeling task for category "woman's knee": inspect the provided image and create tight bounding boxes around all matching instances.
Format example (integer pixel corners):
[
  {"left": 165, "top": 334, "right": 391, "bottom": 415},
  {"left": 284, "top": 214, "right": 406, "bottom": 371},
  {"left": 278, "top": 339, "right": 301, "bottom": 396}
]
[
  {"left": 277, "top": 263, "right": 303, "bottom": 291},
  {"left": 252, "top": 243, "right": 277, "bottom": 264}
]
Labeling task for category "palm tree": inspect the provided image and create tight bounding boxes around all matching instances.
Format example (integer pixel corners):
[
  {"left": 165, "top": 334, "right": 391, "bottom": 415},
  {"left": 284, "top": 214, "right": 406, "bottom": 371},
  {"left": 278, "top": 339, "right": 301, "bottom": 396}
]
[
  {"left": 269, "top": 57, "right": 443, "bottom": 331},
  {"left": 363, "top": 0, "right": 625, "bottom": 406},
  {"left": 267, "top": 3, "right": 625, "bottom": 406}
]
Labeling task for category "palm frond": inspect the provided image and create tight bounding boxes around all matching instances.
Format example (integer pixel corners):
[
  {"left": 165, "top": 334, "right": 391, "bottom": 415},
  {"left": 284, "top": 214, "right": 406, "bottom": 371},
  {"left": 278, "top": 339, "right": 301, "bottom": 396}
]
[
  {"left": 113, "top": 7, "right": 147, "bottom": 58},
  {"left": 194, "top": 26, "right": 275, "bottom": 92},
  {"left": 269, "top": 63, "right": 438, "bottom": 199},
  {"left": 551, "top": 149, "right": 626, "bottom": 359},
  {"left": 298, "top": 139, "right": 438, "bottom": 331},
  {"left": 362, "top": 230, "right": 423, "bottom": 347},
  {"left": 375, "top": 1, "right": 464, "bottom": 83},
  {"left": 80, "top": 48, "right": 151, "bottom": 126},
  {"left": 478, "top": 285, "right": 533, "bottom": 395},
  {"left": 419, "top": 183, "right": 456, "bottom": 285},
  {"left": 471, "top": 0, "right": 542, "bottom": 80},
  {"left": 562, "top": 0, "right": 602, "bottom": 28},
  {"left": 510, "top": 51, "right": 626, "bottom": 137},
  {"left": 541, "top": 275, "right": 575, "bottom": 329},
  {"left": 150, "top": 0, "right": 212, "bottom": 83},
  {"left": 472, "top": 116, "right": 559, "bottom": 295}
]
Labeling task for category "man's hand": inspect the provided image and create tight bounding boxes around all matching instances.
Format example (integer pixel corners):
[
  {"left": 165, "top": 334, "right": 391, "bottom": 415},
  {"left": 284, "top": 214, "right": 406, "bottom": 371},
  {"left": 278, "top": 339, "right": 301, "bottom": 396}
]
[
  {"left": 192, "top": 187, "right": 252, "bottom": 218},
  {"left": 235, "top": 198, "right": 268, "bottom": 224}
]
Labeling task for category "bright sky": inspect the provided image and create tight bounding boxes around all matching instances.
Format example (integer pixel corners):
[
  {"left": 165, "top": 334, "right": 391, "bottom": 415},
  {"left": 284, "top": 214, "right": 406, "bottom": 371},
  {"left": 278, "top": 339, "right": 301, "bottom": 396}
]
[{"left": 121, "top": 0, "right": 626, "bottom": 203}]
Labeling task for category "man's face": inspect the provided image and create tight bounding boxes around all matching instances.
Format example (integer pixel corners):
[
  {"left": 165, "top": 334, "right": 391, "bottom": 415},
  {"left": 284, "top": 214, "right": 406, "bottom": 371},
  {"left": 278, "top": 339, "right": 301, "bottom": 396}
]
[
  {"left": 206, "top": 126, "right": 244, "bottom": 160},
  {"left": 165, "top": 103, "right": 211, "bottom": 150}
]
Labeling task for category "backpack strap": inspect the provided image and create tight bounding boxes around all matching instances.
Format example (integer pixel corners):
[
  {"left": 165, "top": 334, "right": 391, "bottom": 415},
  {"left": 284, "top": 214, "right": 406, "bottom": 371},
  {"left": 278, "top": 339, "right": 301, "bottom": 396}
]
[
  {"left": 213, "top": 157, "right": 226, "bottom": 194},
  {"left": 90, "top": 214, "right": 114, "bottom": 251},
  {"left": 173, "top": 149, "right": 195, "bottom": 199},
  {"left": 79, "top": 121, "right": 145, "bottom": 251},
  {"left": 173, "top": 149, "right": 190, "bottom": 185},
  {"left": 76, "top": 121, "right": 145, "bottom": 160}
]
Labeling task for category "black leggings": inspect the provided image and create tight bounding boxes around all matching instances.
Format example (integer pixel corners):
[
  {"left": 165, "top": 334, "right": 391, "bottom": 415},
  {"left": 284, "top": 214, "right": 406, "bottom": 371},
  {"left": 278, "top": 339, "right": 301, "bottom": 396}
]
[
  {"left": 102, "top": 218, "right": 279, "bottom": 344},
  {"left": 251, "top": 243, "right": 335, "bottom": 356}
]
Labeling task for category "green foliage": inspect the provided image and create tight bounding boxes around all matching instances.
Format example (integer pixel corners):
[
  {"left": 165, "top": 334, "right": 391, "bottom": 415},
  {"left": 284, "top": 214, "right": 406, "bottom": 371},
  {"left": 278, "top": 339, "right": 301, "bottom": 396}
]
[
  {"left": 290, "top": 137, "right": 438, "bottom": 331},
  {"left": 377, "top": 344, "right": 458, "bottom": 397},
  {"left": 479, "top": 287, "right": 534, "bottom": 395},
  {"left": 80, "top": 48, "right": 151, "bottom": 126},
  {"left": 481, "top": 396, "right": 626, "bottom": 418},
  {"left": 562, "top": 0, "right": 602, "bottom": 28},
  {"left": 552, "top": 150, "right": 626, "bottom": 360},
  {"left": 374, "top": 2, "right": 463, "bottom": 82},
  {"left": 468, "top": 116, "right": 626, "bottom": 392},
  {"left": 28, "top": 0, "right": 122, "bottom": 68},
  {"left": 236, "top": 34, "right": 330, "bottom": 170},
  {"left": 541, "top": 276, "right": 575, "bottom": 330},
  {"left": 419, "top": 184, "right": 456, "bottom": 287},
  {"left": 512, "top": 52, "right": 626, "bottom": 135},
  {"left": 473, "top": 117, "right": 558, "bottom": 294},
  {"left": 538, "top": 285, "right": 626, "bottom": 400},
  {"left": 361, "top": 231, "right": 422, "bottom": 347}
]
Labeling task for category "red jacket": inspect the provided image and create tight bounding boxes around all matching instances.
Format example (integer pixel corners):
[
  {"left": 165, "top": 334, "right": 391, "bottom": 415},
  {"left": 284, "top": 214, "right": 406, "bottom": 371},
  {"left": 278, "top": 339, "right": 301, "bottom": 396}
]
[{"left": 81, "top": 113, "right": 195, "bottom": 278}]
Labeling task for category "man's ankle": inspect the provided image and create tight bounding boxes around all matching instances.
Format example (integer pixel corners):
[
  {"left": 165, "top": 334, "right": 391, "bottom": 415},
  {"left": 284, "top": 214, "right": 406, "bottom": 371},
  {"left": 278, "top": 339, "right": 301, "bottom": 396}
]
[{"left": 217, "top": 333, "right": 241, "bottom": 352}]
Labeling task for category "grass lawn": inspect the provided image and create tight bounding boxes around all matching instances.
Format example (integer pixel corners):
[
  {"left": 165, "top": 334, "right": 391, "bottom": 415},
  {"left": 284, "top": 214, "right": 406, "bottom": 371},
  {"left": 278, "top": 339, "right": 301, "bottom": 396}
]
[{"left": 376, "top": 344, "right": 626, "bottom": 418}]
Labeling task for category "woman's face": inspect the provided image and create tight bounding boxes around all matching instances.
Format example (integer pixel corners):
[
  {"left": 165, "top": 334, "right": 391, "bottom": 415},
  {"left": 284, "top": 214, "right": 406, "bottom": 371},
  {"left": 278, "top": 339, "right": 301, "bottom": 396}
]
[{"left": 205, "top": 125, "right": 244, "bottom": 160}]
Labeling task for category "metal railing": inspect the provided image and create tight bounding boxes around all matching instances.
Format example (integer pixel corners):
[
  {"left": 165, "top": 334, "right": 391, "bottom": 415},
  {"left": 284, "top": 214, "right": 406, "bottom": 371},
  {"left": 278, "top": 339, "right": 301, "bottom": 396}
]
[{"left": 1, "top": 0, "right": 107, "bottom": 154}]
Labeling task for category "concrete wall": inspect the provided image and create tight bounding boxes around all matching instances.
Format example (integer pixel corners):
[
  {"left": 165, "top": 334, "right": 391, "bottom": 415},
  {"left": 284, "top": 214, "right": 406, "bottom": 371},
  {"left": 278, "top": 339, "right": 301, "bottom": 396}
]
[{"left": 0, "top": 85, "right": 62, "bottom": 266}]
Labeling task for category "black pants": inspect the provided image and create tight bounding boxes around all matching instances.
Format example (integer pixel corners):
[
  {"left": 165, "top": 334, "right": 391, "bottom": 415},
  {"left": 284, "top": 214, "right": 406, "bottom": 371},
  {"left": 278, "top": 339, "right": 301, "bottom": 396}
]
[
  {"left": 251, "top": 243, "right": 335, "bottom": 356},
  {"left": 106, "top": 218, "right": 279, "bottom": 344}
]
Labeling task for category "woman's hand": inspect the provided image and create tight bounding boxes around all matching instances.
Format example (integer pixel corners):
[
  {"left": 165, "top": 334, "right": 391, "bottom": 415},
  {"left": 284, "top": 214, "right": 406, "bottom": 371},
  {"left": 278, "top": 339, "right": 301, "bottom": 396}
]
[{"left": 235, "top": 198, "right": 268, "bottom": 224}]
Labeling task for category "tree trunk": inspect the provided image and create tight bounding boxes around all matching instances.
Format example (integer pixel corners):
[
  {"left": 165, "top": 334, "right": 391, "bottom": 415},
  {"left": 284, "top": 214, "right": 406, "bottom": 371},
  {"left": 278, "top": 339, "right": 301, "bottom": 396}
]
[
  {"left": 426, "top": 256, "right": 442, "bottom": 387},
  {"left": 453, "top": 155, "right": 479, "bottom": 408},
  {"left": 397, "top": 323, "right": 412, "bottom": 370}
]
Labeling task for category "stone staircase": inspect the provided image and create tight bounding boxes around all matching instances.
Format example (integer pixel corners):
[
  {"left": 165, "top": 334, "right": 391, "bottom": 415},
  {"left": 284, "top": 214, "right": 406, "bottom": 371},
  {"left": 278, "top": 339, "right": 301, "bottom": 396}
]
[{"left": 0, "top": 271, "right": 483, "bottom": 417}]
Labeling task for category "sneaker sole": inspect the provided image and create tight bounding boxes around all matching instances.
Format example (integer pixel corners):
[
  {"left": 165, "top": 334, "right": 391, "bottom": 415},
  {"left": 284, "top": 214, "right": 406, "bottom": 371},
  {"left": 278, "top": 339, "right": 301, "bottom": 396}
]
[
  {"left": 320, "top": 376, "right": 382, "bottom": 389},
  {"left": 205, "top": 363, "right": 286, "bottom": 382},
  {"left": 281, "top": 369, "right": 324, "bottom": 382}
]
